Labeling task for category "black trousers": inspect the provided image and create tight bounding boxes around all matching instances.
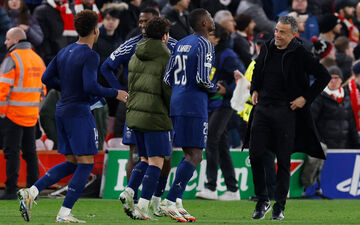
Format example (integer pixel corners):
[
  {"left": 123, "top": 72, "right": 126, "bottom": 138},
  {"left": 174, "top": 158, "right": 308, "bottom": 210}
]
[
  {"left": 205, "top": 107, "right": 238, "bottom": 192},
  {"left": 0, "top": 117, "right": 39, "bottom": 193},
  {"left": 249, "top": 104, "right": 295, "bottom": 210}
]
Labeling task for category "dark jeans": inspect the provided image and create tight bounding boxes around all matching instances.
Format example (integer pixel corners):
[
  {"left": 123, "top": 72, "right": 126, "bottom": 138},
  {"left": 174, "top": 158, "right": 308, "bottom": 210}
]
[
  {"left": 249, "top": 104, "right": 295, "bottom": 210},
  {"left": 205, "top": 107, "right": 238, "bottom": 192},
  {"left": 0, "top": 117, "right": 39, "bottom": 193}
]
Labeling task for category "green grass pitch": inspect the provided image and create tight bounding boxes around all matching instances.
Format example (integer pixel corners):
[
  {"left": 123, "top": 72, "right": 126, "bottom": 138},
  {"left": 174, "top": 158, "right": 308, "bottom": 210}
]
[{"left": 1, "top": 198, "right": 359, "bottom": 224}]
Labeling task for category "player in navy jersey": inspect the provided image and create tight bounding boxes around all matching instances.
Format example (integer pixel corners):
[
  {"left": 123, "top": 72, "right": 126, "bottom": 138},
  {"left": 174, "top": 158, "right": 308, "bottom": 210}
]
[
  {"left": 160, "top": 8, "right": 225, "bottom": 222},
  {"left": 17, "top": 10, "right": 128, "bottom": 223},
  {"left": 101, "top": 7, "right": 177, "bottom": 216}
]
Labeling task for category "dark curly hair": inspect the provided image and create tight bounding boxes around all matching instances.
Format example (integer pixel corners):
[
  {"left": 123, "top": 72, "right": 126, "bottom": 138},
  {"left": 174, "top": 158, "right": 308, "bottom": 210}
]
[
  {"left": 74, "top": 10, "right": 99, "bottom": 37},
  {"left": 145, "top": 17, "right": 171, "bottom": 39}
]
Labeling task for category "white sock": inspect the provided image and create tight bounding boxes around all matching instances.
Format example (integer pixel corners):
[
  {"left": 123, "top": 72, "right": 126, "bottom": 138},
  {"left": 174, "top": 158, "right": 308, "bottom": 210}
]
[
  {"left": 137, "top": 198, "right": 149, "bottom": 209},
  {"left": 58, "top": 206, "right": 71, "bottom": 217},
  {"left": 29, "top": 186, "right": 39, "bottom": 198}
]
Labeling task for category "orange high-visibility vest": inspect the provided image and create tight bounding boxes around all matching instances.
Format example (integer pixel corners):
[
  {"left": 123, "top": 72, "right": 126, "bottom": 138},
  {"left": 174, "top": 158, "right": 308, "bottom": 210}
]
[{"left": 0, "top": 48, "right": 46, "bottom": 127}]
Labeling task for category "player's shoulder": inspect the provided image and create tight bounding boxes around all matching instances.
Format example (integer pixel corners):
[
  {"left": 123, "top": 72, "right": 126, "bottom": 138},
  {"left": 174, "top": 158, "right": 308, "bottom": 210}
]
[{"left": 110, "top": 34, "right": 142, "bottom": 60}]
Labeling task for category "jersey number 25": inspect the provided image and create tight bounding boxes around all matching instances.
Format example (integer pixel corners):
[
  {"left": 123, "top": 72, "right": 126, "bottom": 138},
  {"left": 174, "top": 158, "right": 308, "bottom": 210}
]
[{"left": 174, "top": 55, "right": 187, "bottom": 85}]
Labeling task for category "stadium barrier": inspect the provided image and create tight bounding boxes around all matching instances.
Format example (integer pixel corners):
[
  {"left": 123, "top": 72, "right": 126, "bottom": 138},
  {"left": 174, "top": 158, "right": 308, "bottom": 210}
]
[
  {"left": 100, "top": 147, "right": 306, "bottom": 199},
  {"left": 1, "top": 149, "right": 359, "bottom": 199}
]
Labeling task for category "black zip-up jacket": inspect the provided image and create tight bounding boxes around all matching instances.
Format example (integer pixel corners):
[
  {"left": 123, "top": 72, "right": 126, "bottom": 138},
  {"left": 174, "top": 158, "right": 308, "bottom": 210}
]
[{"left": 247, "top": 37, "right": 331, "bottom": 159}]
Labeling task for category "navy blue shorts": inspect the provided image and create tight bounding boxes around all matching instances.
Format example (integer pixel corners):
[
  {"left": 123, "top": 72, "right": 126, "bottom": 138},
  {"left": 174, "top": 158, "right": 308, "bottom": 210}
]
[
  {"left": 133, "top": 130, "right": 172, "bottom": 157},
  {"left": 55, "top": 114, "right": 98, "bottom": 156},
  {"left": 172, "top": 116, "right": 208, "bottom": 149},
  {"left": 122, "top": 121, "right": 136, "bottom": 145}
]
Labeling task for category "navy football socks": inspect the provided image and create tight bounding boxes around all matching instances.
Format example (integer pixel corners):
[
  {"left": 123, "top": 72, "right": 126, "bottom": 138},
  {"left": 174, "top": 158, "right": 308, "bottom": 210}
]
[
  {"left": 140, "top": 165, "right": 161, "bottom": 200},
  {"left": 166, "top": 158, "right": 195, "bottom": 202},
  {"left": 34, "top": 161, "right": 77, "bottom": 192},
  {"left": 127, "top": 161, "right": 148, "bottom": 193},
  {"left": 154, "top": 176, "right": 168, "bottom": 197},
  {"left": 63, "top": 163, "right": 93, "bottom": 209}
]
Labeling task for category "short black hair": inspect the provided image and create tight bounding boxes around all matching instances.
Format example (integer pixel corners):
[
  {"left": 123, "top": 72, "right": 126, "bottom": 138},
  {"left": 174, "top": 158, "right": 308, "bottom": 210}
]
[
  {"left": 189, "top": 8, "right": 209, "bottom": 32},
  {"left": 101, "top": 8, "right": 121, "bottom": 19},
  {"left": 140, "top": 7, "right": 159, "bottom": 17},
  {"left": 145, "top": 17, "right": 171, "bottom": 39},
  {"left": 74, "top": 10, "right": 99, "bottom": 37},
  {"left": 235, "top": 14, "right": 252, "bottom": 31},
  {"left": 140, "top": 0, "right": 159, "bottom": 11}
]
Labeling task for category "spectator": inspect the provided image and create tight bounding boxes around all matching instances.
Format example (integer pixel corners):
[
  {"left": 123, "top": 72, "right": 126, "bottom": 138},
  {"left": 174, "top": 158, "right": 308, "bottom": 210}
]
[
  {"left": 278, "top": 0, "right": 319, "bottom": 41},
  {"left": 312, "top": 38, "right": 337, "bottom": 68},
  {"left": 161, "top": 0, "right": 192, "bottom": 40},
  {"left": 200, "top": 0, "right": 240, "bottom": 17},
  {"left": 195, "top": 23, "right": 244, "bottom": 201},
  {"left": 352, "top": 2, "right": 360, "bottom": 31},
  {"left": 118, "top": 0, "right": 142, "bottom": 40},
  {"left": 318, "top": 13, "right": 342, "bottom": 43},
  {"left": 307, "top": 0, "right": 333, "bottom": 16},
  {"left": 232, "top": 14, "right": 255, "bottom": 68},
  {"left": 348, "top": 61, "right": 360, "bottom": 131},
  {"left": 334, "top": 0, "right": 358, "bottom": 47},
  {"left": 335, "top": 36, "right": 354, "bottom": 82},
  {"left": 214, "top": 10, "right": 236, "bottom": 35},
  {"left": 4, "top": 0, "right": 43, "bottom": 47},
  {"left": 33, "top": 0, "right": 67, "bottom": 65},
  {"left": 0, "top": 5, "right": 10, "bottom": 63},
  {"left": 236, "top": 0, "right": 276, "bottom": 34},
  {"left": 287, "top": 11, "right": 312, "bottom": 51},
  {"left": 311, "top": 65, "right": 360, "bottom": 149},
  {"left": 0, "top": 27, "right": 46, "bottom": 199},
  {"left": 74, "top": 0, "right": 101, "bottom": 15}
]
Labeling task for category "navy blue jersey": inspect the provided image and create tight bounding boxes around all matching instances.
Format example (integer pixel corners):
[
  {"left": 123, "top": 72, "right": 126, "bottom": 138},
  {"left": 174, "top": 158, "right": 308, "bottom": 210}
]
[
  {"left": 101, "top": 34, "right": 177, "bottom": 89},
  {"left": 164, "top": 35, "right": 216, "bottom": 118},
  {"left": 42, "top": 43, "right": 118, "bottom": 117}
]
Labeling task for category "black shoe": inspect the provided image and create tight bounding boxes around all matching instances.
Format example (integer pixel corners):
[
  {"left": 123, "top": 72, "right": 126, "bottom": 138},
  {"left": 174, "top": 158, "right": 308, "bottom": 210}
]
[
  {"left": 271, "top": 207, "right": 285, "bottom": 220},
  {"left": 0, "top": 192, "right": 17, "bottom": 200},
  {"left": 252, "top": 201, "right": 271, "bottom": 219}
]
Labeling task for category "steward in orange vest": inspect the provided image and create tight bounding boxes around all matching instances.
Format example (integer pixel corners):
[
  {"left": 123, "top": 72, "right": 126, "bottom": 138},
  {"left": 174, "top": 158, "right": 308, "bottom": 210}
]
[{"left": 0, "top": 28, "right": 45, "bottom": 199}]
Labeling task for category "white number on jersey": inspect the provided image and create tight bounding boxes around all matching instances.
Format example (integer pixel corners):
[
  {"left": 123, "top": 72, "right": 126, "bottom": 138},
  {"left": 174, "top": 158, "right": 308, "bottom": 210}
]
[{"left": 174, "top": 55, "right": 188, "bottom": 85}]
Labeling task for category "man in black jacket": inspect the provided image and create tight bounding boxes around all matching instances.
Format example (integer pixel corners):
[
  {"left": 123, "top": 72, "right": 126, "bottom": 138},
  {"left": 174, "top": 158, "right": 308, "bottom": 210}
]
[
  {"left": 249, "top": 15, "right": 330, "bottom": 220},
  {"left": 161, "top": 0, "right": 192, "bottom": 40}
]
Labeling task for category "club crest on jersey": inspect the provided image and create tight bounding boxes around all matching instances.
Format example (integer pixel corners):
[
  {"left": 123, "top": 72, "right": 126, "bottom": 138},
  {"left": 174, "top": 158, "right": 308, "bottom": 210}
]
[{"left": 206, "top": 52, "right": 212, "bottom": 62}]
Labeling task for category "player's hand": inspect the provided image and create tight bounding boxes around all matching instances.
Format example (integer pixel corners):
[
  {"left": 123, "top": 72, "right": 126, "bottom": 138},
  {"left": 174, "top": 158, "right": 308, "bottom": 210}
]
[
  {"left": 290, "top": 96, "right": 306, "bottom": 110},
  {"left": 216, "top": 83, "right": 226, "bottom": 95},
  {"left": 234, "top": 70, "right": 243, "bottom": 80},
  {"left": 117, "top": 90, "right": 129, "bottom": 103},
  {"left": 252, "top": 91, "right": 258, "bottom": 105}
]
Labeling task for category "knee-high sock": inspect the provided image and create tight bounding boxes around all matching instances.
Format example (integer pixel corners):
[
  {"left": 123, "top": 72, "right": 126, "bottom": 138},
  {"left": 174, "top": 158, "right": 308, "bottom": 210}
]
[
  {"left": 34, "top": 162, "right": 77, "bottom": 192},
  {"left": 140, "top": 165, "right": 161, "bottom": 200},
  {"left": 127, "top": 161, "right": 148, "bottom": 193},
  {"left": 154, "top": 176, "right": 168, "bottom": 197},
  {"left": 166, "top": 159, "right": 195, "bottom": 202},
  {"left": 62, "top": 163, "right": 93, "bottom": 209}
]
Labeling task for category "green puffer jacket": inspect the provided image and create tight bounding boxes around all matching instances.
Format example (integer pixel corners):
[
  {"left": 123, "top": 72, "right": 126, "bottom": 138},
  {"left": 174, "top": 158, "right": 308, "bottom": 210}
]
[{"left": 126, "top": 38, "right": 172, "bottom": 132}]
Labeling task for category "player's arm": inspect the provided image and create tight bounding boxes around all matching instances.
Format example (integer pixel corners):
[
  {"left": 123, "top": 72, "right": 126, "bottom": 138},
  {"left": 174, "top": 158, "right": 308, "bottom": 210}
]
[
  {"left": 196, "top": 38, "right": 217, "bottom": 93},
  {"left": 83, "top": 52, "right": 119, "bottom": 98},
  {"left": 100, "top": 36, "right": 139, "bottom": 90},
  {"left": 41, "top": 55, "right": 61, "bottom": 91},
  {"left": 163, "top": 51, "right": 176, "bottom": 86}
]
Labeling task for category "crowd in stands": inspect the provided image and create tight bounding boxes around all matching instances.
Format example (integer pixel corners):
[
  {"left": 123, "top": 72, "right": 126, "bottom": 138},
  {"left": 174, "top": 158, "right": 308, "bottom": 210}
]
[{"left": 1, "top": 0, "right": 360, "bottom": 199}]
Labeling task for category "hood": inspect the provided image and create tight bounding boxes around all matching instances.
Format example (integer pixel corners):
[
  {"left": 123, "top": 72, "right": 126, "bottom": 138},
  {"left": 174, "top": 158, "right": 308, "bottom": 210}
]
[
  {"left": 134, "top": 38, "right": 169, "bottom": 61},
  {"left": 267, "top": 36, "right": 303, "bottom": 51}
]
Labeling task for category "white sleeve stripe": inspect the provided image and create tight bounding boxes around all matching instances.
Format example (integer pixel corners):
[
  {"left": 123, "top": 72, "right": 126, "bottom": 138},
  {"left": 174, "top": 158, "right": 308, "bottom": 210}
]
[
  {"left": 164, "top": 54, "right": 176, "bottom": 85},
  {"left": 111, "top": 35, "right": 141, "bottom": 57},
  {"left": 196, "top": 37, "right": 214, "bottom": 88}
]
